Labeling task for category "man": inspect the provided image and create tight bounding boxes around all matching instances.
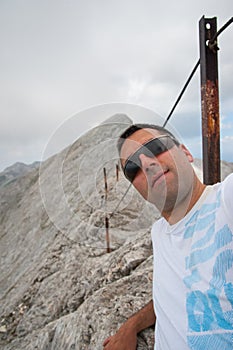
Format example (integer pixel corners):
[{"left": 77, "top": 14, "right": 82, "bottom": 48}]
[{"left": 103, "top": 124, "right": 233, "bottom": 350}]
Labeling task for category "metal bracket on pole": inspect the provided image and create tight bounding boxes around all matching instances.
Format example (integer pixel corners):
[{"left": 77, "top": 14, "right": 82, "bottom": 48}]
[{"left": 199, "top": 16, "right": 221, "bottom": 185}]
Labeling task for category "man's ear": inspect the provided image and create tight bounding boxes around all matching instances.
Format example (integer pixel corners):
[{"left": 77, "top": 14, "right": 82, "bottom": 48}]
[{"left": 180, "top": 144, "right": 193, "bottom": 163}]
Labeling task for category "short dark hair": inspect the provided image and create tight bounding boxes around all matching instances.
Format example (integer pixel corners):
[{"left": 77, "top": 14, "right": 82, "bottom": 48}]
[{"left": 117, "top": 123, "right": 179, "bottom": 154}]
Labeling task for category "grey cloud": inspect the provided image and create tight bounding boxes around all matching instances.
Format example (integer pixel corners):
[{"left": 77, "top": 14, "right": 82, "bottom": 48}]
[{"left": 0, "top": 0, "right": 232, "bottom": 170}]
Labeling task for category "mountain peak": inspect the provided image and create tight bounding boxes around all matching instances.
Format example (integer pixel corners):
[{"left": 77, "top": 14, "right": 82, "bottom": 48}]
[{"left": 0, "top": 161, "right": 40, "bottom": 187}]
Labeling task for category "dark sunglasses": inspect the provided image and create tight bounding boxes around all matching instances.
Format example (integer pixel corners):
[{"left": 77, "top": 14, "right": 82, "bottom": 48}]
[{"left": 123, "top": 135, "right": 179, "bottom": 182}]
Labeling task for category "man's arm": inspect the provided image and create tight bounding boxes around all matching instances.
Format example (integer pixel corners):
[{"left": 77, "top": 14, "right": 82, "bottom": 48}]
[{"left": 103, "top": 299, "right": 156, "bottom": 350}]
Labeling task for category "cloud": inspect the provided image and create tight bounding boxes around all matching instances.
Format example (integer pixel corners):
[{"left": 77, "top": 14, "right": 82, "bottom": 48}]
[{"left": 0, "top": 0, "right": 233, "bottom": 171}]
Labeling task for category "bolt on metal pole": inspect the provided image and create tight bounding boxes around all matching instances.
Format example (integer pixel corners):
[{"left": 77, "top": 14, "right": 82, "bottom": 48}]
[{"left": 199, "top": 16, "right": 221, "bottom": 185}]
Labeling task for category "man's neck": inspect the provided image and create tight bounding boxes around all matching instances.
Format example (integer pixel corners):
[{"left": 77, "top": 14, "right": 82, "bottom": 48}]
[{"left": 162, "top": 178, "right": 206, "bottom": 225}]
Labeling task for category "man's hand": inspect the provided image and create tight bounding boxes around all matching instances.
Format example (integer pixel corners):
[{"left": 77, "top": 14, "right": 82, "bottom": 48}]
[
  {"left": 103, "top": 300, "right": 155, "bottom": 349},
  {"left": 103, "top": 323, "right": 137, "bottom": 350}
]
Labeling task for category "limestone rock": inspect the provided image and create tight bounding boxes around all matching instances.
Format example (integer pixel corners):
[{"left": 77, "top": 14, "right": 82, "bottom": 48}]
[{"left": 0, "top": 115, "right": 156, "bottom": 350}]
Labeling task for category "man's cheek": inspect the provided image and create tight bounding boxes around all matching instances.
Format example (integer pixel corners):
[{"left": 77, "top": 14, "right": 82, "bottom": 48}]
[{"left": 133, "top": 177, "right": 149, "bottom": 200}]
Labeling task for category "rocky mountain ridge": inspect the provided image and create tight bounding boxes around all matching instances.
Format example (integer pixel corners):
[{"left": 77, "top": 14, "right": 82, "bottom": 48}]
[
  {"left": 0, "top": 162, "right": 40, "bottom": 188},
  {"left": 0, "top": 115, "right": 232, "bottom": 350},
  {"left": 0, "top": 115, "right": 156, "bottom": 349}
]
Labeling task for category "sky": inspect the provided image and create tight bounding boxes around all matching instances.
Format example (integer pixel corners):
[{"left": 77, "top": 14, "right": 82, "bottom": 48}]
[{"left": 1, "top": 0, "right": 233, "bottom": 172}]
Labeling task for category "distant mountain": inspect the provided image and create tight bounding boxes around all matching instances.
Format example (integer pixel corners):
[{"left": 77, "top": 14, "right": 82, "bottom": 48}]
[
  {"left": 0, "top": 161, "right": 40, "bottom": 187},
  {"left": 192, "top": 158, "right": 233, "bottom": 181}
]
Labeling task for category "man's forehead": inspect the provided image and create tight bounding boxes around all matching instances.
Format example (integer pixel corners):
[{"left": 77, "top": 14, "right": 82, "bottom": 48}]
[{"left": 120, "top": 128, "right": 162, "bottom": 161}]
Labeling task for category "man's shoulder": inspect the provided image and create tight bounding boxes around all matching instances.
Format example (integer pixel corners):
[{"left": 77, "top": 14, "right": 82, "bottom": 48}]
[
  {"left": 222, "top": 172, "right": 233, "bottom": 185},
  {"left": 207, "top": 173, "right": 233, "bottom": 195},
  {"left": 215, "top": 173, "right": 233, "bottom": 198},
  {"left": 151, "top": 217, "right": 165, "bottom": 232}
]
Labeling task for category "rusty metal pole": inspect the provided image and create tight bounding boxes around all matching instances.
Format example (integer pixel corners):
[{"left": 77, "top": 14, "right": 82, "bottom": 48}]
[
  {"left": 103, "top": 167, "right": 108, "bottom": 199},
  {"left": 103, "top": 167, "right": 111, "bottom": 253},
  {"left": 116, "top": 163, "right": 119, "bottom": 182},
  {"left": 105, "top": 217, "right": 111, "bottom": 253},
  {"left": 199, "top": 16, "right": 221, "bottom": 185}
]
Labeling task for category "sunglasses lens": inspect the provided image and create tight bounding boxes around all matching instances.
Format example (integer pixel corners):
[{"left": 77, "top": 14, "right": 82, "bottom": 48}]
[
  {"left": 124, "top": 159, "right": 140, "bottom": 182},
  {"left": 123, "top": 136, "right": 177, "bottom": 182},
  {"left": 147, "top": 138, "right": 168, "bottom": 156}
]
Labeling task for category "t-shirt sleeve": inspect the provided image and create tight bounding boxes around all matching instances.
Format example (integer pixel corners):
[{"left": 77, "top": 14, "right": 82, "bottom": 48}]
[{"left": 222, "top": 173, "right": 233, "bottom": 224}]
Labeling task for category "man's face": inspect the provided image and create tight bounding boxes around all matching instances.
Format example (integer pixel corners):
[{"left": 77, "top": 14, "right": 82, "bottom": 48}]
[{"left": 120, "top": 128, "right": 194, "bottom": 214}]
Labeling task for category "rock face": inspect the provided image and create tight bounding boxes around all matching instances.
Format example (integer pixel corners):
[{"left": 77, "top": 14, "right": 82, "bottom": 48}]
[
  {"left": 0, "top": 115, "right": 156, "bottom": 350},
  {"left": 0, "top": 115, "right": 232, "bottom": 350}
]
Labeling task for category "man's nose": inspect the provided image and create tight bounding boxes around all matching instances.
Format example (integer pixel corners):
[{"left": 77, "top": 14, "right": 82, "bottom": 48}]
[{"left": 139, "top": 153, "right": 159, "bottom": 173}]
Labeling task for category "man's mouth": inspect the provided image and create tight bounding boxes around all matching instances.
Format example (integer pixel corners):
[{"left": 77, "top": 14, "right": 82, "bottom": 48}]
[{"left": 151, "top": 169, "right": 169, "bottom": 188}]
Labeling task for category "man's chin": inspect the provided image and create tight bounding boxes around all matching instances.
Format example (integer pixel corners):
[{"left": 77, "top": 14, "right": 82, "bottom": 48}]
[{"left": 147, "top": 194, "right": 167, "bottom": 211}]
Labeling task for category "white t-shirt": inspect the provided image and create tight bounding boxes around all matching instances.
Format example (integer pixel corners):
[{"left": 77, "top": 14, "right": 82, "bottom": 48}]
[{"left": 151, "top": 174, "right": 233, "bottom": 350}]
